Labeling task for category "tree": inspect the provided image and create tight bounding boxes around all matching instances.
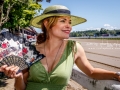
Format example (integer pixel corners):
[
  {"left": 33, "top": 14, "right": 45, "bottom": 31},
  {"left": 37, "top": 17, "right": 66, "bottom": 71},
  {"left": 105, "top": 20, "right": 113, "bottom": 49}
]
[
  {"left": 0, "top": 0, "right": 51, "bottom": 31},
  {"left": 109, "top": 30, "right": 116, "bottom": 36},
  {"left": 0, "top": 0, "right": 29, "bottom": 30},
  {"left": 3, "top": 0, "right": 42, "bottom": 31}
]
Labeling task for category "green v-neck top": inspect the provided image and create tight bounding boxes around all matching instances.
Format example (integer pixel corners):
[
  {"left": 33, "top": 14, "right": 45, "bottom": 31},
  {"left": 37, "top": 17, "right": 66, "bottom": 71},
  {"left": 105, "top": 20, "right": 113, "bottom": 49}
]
[{"left": 26, "top": 40, "right": 76, "bottom": 90}]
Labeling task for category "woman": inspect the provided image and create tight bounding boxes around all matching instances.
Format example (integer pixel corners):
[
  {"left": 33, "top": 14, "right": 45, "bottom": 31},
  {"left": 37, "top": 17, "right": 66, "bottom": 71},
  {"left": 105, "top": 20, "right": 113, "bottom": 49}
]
[{"left": 0, "top": 5, "right": 120, "bottom": 90}]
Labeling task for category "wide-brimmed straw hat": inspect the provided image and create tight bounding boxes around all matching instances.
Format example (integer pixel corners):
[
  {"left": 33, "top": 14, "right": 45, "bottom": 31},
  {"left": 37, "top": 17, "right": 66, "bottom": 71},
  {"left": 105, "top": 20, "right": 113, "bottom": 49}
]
[{"left": 30, "top": 5, "right": 87, "bottom": 28}]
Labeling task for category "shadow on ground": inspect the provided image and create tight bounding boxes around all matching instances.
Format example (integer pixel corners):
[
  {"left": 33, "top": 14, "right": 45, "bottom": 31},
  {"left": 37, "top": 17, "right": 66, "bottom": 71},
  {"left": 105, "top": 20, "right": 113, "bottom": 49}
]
[{"left": 0, "top": 78, "right": 8, "bottom": 87}]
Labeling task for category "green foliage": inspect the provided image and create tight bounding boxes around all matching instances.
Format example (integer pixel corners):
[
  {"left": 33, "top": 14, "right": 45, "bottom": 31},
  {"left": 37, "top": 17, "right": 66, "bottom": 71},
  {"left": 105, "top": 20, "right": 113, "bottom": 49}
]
[
  {"left": 70, "top": 28, "right": 120, "bottom": 37},
  {"left": 29, "top": 3, "right": 42, "bottom": 10},
  {"left": 2, "top": 0, "right": 42, "bottom": 29}
]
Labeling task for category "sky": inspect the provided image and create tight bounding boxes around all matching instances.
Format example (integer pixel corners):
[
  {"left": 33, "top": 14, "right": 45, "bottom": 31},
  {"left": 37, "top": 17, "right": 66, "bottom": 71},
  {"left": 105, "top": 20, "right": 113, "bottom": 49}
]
[{"left": 35, "top": 0, "right": 120, "bottom": 32}]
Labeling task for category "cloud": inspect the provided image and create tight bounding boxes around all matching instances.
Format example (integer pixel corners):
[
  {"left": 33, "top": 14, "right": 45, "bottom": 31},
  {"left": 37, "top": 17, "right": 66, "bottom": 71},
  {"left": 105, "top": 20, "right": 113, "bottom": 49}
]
[
  {"left": 103, "top": 24, "right": 118, "bottom": 30},
  {"left": 72, "top": 24, "right": 119, "bottom": 32},
  {"left": 104, "top": 24, "right": 110, "bottom": 27},
  {"left": 86, "top": 27, "right": 100, "bottom": 30},
  {"left": 95, "top": 28, "right": 101, "bottom": 30}
]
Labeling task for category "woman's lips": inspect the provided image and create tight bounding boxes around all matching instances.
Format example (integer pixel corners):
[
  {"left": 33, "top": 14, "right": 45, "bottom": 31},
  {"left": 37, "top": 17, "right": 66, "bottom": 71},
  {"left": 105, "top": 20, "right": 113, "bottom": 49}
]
[{"left": 62, "top": 30, "right": 70, "bottom": 34}]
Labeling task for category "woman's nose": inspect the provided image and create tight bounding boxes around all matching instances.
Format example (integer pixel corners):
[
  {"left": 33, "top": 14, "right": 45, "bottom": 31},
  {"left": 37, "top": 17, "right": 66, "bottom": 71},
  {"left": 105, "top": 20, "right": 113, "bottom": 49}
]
[{"left": 65, "top": 22, "right": 72, "bottom": 28}]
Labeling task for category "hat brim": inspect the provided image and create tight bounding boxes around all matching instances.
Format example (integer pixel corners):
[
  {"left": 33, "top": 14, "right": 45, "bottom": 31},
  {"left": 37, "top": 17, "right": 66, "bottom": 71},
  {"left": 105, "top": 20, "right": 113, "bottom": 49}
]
[{"left": 30, "top": 13, "right": 87, "bottom": 28}]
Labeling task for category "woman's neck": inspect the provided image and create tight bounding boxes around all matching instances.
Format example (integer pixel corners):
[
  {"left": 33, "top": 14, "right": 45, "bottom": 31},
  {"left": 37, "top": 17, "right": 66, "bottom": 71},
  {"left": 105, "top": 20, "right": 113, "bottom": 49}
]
[{"left": 45, "top": 39, "right": 64, "bottom": 52}]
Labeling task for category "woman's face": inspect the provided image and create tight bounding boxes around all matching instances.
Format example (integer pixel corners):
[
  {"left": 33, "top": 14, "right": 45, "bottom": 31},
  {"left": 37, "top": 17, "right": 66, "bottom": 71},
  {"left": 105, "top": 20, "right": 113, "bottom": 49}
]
[{"left": 50, "top": 16, "right": 72, "bottom": 39}]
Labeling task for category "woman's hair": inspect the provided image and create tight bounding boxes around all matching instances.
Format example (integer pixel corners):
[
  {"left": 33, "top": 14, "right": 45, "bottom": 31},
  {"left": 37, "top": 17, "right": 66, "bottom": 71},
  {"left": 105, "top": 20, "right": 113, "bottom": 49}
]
[{"left": 36, "top": 16, "right": 60, "bottom": 44}]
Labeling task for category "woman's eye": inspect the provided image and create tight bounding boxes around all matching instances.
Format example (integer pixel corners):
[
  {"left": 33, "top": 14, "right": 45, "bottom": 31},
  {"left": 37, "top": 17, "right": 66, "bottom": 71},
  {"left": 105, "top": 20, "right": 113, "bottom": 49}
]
[
  {"left": 60, "top": 20, "right": 65, "bottom": 22},
  {"left": 59, "top": 19, "right": 71, "bottom": 24}
]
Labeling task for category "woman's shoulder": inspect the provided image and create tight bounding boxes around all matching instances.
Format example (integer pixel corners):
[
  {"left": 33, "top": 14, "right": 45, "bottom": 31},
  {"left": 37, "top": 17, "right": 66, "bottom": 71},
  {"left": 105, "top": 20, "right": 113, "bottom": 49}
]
[
  {"left": 65, "top": 39, "right": 75, "bottom": 43},
  {"left": 67, "top": 39, "right": 84, "bottom": 52},
  {"left": 66, "top": 39, "right": 81, "bottom": 46}
]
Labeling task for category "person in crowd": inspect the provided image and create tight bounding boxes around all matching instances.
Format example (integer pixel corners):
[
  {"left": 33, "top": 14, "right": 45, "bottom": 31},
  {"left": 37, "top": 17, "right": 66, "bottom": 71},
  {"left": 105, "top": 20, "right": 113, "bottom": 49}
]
[{"left": 0, "top": 5, "right": 120, "bottom": 90}]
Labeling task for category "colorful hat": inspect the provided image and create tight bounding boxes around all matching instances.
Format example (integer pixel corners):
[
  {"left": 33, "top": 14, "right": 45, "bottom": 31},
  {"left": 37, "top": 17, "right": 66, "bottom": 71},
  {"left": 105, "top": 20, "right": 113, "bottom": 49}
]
[{"left": 30, "top": 5, "right": 87, "bottom": 28}]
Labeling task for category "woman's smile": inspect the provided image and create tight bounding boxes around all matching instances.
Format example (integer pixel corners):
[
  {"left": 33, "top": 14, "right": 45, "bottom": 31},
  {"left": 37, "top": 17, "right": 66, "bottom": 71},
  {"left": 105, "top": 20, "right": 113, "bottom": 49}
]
[{"left": 62, "top": 30, "right": 71, "bottom": 34}]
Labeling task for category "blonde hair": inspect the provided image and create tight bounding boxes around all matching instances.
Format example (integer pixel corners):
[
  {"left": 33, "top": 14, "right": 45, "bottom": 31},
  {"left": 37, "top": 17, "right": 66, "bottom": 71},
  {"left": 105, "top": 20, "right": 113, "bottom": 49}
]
[{"left": 37, "top": 16, "right": 60, "bottom": 44}]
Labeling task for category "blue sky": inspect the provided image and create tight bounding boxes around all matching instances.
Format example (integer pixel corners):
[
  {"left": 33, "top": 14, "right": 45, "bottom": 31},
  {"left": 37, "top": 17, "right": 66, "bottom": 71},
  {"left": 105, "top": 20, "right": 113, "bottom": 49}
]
[{"left": 35, "top": 0, "right": 120, "bottom": 32}]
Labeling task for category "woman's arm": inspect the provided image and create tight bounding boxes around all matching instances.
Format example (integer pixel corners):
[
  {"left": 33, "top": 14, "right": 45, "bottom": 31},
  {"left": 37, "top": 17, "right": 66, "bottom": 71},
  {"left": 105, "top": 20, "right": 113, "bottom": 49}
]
[
  {"left": 14, "top": 69, "right": 29, "bottom": 90},
  {"left": 74, "top": 42, "right": 120, "bottom": 81},
  {"left": 0, "top": 65, "right": 29, "bottom": 90}
]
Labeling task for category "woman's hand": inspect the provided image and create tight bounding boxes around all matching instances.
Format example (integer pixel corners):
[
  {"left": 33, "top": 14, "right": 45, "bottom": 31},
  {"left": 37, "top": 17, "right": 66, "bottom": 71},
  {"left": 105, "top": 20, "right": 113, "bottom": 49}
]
[
  {"left": 116, "top": 72, "right": 120, "bottom": 81},
  {"left": 0, "top": 65, "right": 23, "bottom": 78},
  {"left": 0, "top": 65, "right": 28, "bottom": 90}
]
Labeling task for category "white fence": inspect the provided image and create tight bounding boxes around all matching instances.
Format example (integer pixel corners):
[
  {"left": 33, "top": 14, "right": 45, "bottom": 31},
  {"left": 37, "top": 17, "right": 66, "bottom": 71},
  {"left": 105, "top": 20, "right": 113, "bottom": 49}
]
[{"left": 71, "top": 65, "right": 120, "bottom": 90}]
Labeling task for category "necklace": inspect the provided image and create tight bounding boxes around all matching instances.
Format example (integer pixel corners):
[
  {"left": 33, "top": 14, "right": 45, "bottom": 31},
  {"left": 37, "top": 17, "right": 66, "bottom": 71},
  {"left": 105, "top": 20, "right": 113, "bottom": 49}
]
[{"left": 44, "top": 41, "right": 63, "bottom": 73}]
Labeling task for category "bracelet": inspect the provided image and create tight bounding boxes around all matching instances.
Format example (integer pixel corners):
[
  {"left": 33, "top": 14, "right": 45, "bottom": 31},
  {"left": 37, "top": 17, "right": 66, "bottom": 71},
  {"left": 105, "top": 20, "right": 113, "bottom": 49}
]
[
  {"left": 113, "top": 72, "right": 120, "bottom": 81},
  {"left": 114, "top": 72, "right": 120, "bottom": 81},
  {"left": 116, "top": 72, "right": 120, "bottom": 76}
]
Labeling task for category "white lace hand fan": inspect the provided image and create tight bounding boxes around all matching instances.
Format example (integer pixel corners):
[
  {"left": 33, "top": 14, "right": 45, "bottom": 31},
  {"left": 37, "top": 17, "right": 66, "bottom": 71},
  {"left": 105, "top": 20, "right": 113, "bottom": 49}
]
[{"left": 0, "top": 30, "right": 45, "bottom": 71}]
